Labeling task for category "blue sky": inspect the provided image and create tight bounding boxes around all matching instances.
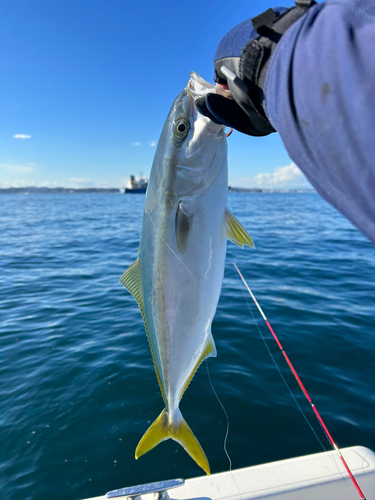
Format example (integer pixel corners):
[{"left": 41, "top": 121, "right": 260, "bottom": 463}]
[{"left": 0, "top": 0, "right": 311, "bottom": 190}]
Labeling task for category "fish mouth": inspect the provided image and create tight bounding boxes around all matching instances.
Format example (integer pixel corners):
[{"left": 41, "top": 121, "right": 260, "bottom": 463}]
[
  {"left": 188, "top": 72, "right": 216, "bottom": 99},
  {"left": 188, "top": 71, "right": 232, "bottom": 100}
]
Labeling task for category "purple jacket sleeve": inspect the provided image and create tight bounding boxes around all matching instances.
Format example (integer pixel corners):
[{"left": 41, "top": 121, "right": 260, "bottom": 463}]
[{"left": 264, "top": 0, "right": 375, "bottom": 245}]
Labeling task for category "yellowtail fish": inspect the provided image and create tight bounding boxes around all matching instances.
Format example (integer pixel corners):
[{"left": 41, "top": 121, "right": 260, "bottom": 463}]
[{"left": 120, "top": 72, "right": 254, "bottom": 475}]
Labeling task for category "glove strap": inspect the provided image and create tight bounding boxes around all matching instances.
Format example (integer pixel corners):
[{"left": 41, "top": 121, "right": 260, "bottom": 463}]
[
  {"left": 252, "top": 0, "right": 315, "bottom": 35},
  {"left": 235, "top": 0, "right": 316, "bottom": 135},
  {"left": 241, "top": 0, "right": 316, "bottom": 89}
]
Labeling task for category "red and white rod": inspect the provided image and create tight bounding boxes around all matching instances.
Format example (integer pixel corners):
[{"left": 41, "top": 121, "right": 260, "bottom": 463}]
[{"left": 233, "top": 262, "right": 367, "bottom": 500}]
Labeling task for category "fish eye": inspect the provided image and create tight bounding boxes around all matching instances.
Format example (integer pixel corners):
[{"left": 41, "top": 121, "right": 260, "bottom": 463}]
[{"left": 174, "top": 119, "right": 190, "bottom": 141}]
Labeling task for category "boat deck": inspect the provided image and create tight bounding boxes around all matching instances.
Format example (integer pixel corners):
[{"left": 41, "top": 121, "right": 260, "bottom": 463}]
[{"left": 82, "top": 446, "right": 375, "bottom": 500}]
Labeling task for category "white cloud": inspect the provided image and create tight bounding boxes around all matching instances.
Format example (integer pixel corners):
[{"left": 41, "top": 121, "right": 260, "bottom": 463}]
[
  {"left": 68, "top": 177, "right": 109, "bottom": 188},
  {"left": 238, "top": 163, "right": 311, "bottom": 189},
  {"left": 69, "top": 177, "right": 91, "bottom": 184},
  {"left": 132, "top": 142, "right": 142, "bottom": 146},
  {"left": 13, "top": 134, "right": 31, "bottom": 139},
  {"left": 0, "top": 180, "right": 31, "bottom": 188},
  {"left": 40, "top": 180, "right": 58, "bottom": 187},
  {"left": 149, "top": 141, "right": 156, "bottom": 147},
  {"left": 0, "top": 162, "right": 35, "bottom": 174},
  {"left": 0, "top": 180, "right": 47, "bottom": 188},
  {"left": 0, "top": 180, "right": 59, "bottom": 188},
  {"left": 253, "top": 163, "right": 303, "bottom": 185}
]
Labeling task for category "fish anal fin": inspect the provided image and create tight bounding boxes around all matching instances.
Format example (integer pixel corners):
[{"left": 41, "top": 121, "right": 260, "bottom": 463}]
[
  {"left": 203, "top": 333, "right": 217, "bottom": 359},
  {"left": 136, "top": 408, "right": 210, "bottom": 475},
  {"left": 225, "top": 208, "right": 255, "bottom": 249},
  {"left": 119, "top": 257, "right": 165, "bottom": 404},
  {"left": 180, "top": 333, "right": 217, "bottom": 400}
]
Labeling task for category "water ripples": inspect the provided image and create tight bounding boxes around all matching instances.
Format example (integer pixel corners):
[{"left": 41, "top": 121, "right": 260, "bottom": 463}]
[{"left": 0, "top": 192, "right": 374, "bottom": 500}]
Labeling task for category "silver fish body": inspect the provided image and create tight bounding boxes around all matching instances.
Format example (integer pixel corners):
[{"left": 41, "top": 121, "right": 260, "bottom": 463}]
[{"left": 121, "top": 73, "right": 253, "bottom": 474}]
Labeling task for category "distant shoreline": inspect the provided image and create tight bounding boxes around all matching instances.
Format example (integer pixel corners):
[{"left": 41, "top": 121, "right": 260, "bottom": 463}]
[
  {"left": 228, "top": 187, "right": 315, "bottom": 193},
  {"left": 0, "top": 186, "right": 315, "bottom": 194},
  {"left": 0, "top": 187, "right": 121, "bottom": 194}
]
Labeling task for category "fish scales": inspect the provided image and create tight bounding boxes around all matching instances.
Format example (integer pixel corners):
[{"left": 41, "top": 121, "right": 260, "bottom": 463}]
[{"left": 120, "top": 72, "right": 254, "bottom": 474}]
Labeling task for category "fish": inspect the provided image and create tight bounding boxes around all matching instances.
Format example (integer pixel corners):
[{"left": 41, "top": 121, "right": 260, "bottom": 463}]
[{"left": 120, "top": 72, "right": 254, "bottom": 475}]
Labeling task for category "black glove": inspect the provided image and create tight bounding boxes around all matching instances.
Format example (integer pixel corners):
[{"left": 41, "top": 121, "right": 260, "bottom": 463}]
[{"left": 196, "top": 0, "right": 316, "bottom": 136}]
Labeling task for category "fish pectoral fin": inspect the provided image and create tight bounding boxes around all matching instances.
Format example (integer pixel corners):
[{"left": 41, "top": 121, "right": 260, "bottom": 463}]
[
  {"left": 136, "top": 408, "right": 210, "bottom": 475},
  {"left": 175, "top": 200, "right": 194, "bottom": 254},
  {"left": 225, "top": 208, "right": 255, "bottom": 249}
]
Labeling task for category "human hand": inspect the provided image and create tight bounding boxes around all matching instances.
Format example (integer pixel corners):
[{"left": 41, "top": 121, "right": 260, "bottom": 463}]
[{"left": 196, "top": 0, "right": 315, "bottom": 136}]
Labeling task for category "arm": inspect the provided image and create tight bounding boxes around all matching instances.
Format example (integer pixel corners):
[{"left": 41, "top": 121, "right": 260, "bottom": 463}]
[
  {"left": 264, "top": 0, "right": 375, "bottom": 245},
  {"left": 198, "top": 0, "right": 375, "bottom": 245}
]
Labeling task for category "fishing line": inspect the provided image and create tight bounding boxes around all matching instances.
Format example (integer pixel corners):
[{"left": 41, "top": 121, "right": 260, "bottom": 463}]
[
  {"left": 236, "top": 283, "right": 353, "bottom": 489},
  {"left": 233, "top": 262, "right": 367, "bottom": 500},
  {"left": 238, "top": 281, "right": 327, "bottom": 452},
  {"left": 234, "top": 265, "right": 351, "bottom": 487},
  {"left": 205, "top": 359, "right": 232, "bottom": 470},
  {"left": 206, "top": 359, "right": 244, "bottom": 500}
]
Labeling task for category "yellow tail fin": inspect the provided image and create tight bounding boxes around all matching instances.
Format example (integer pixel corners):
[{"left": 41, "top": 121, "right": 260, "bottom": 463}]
[{"left": 135, "top": 408, "right": 210, "bottom": 475}]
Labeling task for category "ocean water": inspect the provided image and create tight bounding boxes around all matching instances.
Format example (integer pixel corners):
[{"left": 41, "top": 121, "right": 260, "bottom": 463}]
[{"left": 0, "top": 192, "right": 374, "bottom": 500}]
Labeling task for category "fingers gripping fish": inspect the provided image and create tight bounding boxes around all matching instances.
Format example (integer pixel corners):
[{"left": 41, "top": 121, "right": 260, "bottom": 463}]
[{"left": 120, "top": 72, "right": 254, "bottom": 475}]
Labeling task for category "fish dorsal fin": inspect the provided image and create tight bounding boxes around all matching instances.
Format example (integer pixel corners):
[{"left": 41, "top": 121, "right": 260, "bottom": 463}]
[
  {"left": 120, "top": 258, "right": 166, "bottom": 404},
  {"left": 120, "top": 257, "right": 144, "bottom": 309},
  {"left": 225, "top": 208, "right": 255, "bottom": 249},
  {"left": 180, "top": 333, "right": 217, "bottom": 400}
]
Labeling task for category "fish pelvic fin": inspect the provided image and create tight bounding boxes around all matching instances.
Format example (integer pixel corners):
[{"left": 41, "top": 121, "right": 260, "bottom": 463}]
[
  {"left": 225, "top": 208, "right": 255, "bottom": 249},
  {"left": 119, "top": 257, "right": 166, "bottom": 404},
  {"left": 135, "top": 408, "right": 210, "bottom": 475}
]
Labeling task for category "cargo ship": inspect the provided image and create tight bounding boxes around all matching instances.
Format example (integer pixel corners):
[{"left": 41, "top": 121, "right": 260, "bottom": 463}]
[{"left": 124, "top": 175, "right": 148, "bottom": 194}]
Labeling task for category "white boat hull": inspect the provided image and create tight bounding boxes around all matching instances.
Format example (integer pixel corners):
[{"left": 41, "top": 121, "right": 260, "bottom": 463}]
[{"left": 83, "top": 446, "right": 375, "bottom": 500}]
